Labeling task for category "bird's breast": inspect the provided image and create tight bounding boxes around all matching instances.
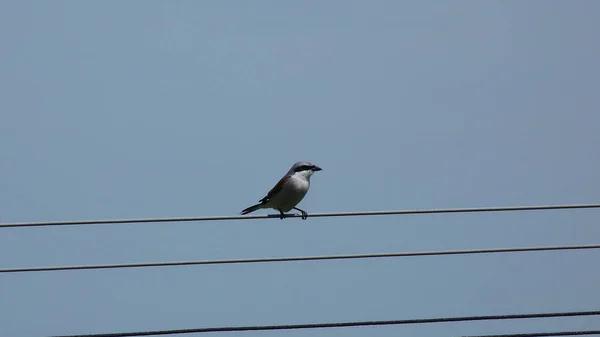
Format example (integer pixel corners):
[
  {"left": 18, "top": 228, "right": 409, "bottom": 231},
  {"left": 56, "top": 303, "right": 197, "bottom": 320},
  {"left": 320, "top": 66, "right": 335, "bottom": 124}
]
[{"left": 268, "top": 176, "right": 310, "bottom": 212}]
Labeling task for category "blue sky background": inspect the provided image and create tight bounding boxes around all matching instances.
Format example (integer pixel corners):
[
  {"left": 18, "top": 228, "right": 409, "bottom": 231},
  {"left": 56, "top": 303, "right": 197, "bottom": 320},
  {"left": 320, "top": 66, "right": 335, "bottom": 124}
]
[{"left": 1, "top": 1, "right": 599, "bottom": 336}]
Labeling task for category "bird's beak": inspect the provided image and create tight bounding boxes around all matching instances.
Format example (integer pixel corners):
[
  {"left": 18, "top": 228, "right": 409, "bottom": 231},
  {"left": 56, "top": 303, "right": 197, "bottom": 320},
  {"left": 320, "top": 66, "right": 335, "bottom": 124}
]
[{"left": 312, "top": 165, "right": 322, "bottom": 171}]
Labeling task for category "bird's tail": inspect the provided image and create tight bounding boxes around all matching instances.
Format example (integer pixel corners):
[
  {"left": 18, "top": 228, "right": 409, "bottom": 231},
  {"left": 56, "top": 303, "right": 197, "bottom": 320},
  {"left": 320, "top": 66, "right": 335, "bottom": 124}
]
[{"left": 240, "top": 203, "right": 263, "bottom": 215}]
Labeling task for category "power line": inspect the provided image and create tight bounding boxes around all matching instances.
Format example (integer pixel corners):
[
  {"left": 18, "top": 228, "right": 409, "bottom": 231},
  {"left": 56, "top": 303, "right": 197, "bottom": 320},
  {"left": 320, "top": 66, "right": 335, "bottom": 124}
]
[
  {"left": 464, "top": 330, "right": 600, "bottom": 337},
  {"left": 2, "top": 203, "right": 600, "bottom": 229},
  {"left": 50, "top": 310, "right": 600, "bottom": 337},
  {"left": 3, "top": 243, "right": 599, "bottom": 274}
]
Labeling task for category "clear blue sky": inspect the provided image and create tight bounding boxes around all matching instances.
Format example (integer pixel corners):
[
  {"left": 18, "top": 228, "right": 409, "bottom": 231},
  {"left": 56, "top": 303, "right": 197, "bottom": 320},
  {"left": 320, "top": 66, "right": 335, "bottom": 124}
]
[{"left": 1, "top": 1, "right": 599, "bottom": 336}]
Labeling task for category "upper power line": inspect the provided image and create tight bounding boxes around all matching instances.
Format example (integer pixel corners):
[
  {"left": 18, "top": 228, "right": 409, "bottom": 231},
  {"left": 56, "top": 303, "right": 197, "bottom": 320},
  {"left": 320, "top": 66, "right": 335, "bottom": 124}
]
[
  {"left": 50, "top": 310, "right": 600, "bottom": 337},
  {"left": 2, "top": 203, "right": 600, "bottom": 228}
]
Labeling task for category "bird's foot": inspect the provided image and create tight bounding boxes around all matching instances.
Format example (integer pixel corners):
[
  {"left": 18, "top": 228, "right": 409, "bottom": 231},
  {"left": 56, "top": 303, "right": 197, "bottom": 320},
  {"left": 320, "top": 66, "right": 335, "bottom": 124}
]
[
  {"left": 279, "top": 211, "right": 285, "bottom": 220},
  {"left": 293, "top": 207, "right": 308, "bottom": 220}
]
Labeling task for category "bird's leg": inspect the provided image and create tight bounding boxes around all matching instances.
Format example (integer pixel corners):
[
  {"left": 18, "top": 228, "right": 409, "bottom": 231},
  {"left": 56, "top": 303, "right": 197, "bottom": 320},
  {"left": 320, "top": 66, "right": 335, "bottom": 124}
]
[
  {"left": 278, "top": 209, "right": 285, "bottom": 220},
  {"left": 293, "top": 207, "right": 308, "bottom": 220}
]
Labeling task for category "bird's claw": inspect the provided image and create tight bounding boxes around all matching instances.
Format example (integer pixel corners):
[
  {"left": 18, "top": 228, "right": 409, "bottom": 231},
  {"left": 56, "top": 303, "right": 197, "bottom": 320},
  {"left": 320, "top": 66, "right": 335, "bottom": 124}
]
[{"left": 278, "top": 210, "right": 308, "bottom": 219}]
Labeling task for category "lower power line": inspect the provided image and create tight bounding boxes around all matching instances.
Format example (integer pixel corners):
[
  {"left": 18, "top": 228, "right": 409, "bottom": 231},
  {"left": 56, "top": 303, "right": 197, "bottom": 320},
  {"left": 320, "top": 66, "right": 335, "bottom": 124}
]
[
  {"left": 3, "top": 243, "right": 599, "bottom": 274},
  {"left": 51, "top": 310, "right": 600, "bottom": 337},
  {"left": 464, "top": 330, "right": 600, "bottom": 337}
]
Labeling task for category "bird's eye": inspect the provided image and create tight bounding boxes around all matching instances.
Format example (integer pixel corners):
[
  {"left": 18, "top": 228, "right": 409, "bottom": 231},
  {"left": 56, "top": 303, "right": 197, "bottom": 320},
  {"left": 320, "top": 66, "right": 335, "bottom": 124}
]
[{"left": 295, "top": 165, "right": 310, "bottom": 172}]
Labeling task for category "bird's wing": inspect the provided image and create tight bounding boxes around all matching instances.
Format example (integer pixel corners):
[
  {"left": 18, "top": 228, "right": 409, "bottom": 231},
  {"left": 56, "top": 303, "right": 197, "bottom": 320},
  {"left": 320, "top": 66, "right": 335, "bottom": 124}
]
[{"left": 259, "top": 175, "right": 290, "bottom": 203}]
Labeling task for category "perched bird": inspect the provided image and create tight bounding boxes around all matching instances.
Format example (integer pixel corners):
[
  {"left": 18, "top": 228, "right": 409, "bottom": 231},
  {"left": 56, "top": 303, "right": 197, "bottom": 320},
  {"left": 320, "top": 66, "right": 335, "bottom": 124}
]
[{"left": 240, "top": 161, "right": 322, "bottom": 219}]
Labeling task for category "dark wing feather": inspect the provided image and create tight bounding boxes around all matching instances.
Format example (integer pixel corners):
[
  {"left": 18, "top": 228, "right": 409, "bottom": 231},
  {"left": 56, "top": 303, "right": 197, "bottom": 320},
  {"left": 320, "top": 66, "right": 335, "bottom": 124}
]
[{"left": 259, "top": 175, "right": 290, "bottom": 203}]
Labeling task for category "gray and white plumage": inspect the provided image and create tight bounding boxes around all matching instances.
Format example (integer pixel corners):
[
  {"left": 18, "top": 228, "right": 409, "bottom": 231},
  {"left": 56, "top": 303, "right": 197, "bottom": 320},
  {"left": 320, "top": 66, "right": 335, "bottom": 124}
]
[{"left": 240, "top": 161, "right": 322, "bottom": 219}]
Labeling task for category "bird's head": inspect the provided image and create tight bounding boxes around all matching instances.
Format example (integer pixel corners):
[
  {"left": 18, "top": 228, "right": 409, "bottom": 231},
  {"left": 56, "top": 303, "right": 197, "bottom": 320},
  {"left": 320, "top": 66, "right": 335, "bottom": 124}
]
[{"left": 288, "top": 161, "right": 322, "bottom": 178}]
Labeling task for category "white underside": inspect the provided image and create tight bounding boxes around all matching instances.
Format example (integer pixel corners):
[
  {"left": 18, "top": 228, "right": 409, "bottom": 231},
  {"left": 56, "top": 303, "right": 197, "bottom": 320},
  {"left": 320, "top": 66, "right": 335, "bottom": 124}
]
[{"left": 263, "top": 174, "right": 310, "bottom": 212}]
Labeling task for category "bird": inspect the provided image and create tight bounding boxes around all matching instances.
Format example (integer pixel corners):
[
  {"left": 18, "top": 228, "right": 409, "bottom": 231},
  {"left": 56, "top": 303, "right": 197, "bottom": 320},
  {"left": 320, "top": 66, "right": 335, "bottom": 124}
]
[{"left": 240, "top": 161, "right": 322, "bottom": 219}]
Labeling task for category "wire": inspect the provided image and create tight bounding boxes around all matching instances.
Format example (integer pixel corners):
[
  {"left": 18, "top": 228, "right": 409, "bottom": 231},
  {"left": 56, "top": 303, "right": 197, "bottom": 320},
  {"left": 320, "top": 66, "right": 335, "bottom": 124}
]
[
  {"left": 2, "top": 203, "right": 600, "bottom": 229},
  {"left": 464, "top": 330, "right": 600, "bottom": 337},
  {"left": 50, "top": 310, "right": 600, "bottom": 337},
  {"left": 3, "top": 243, "right": 599, "bottom": 274}
]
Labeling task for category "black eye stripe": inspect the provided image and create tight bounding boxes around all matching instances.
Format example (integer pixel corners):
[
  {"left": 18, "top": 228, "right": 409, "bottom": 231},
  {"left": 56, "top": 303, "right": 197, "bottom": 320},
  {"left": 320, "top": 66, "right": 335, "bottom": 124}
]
[{"left": 294, "top": 165, "right": 311, "bottom": 172}]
